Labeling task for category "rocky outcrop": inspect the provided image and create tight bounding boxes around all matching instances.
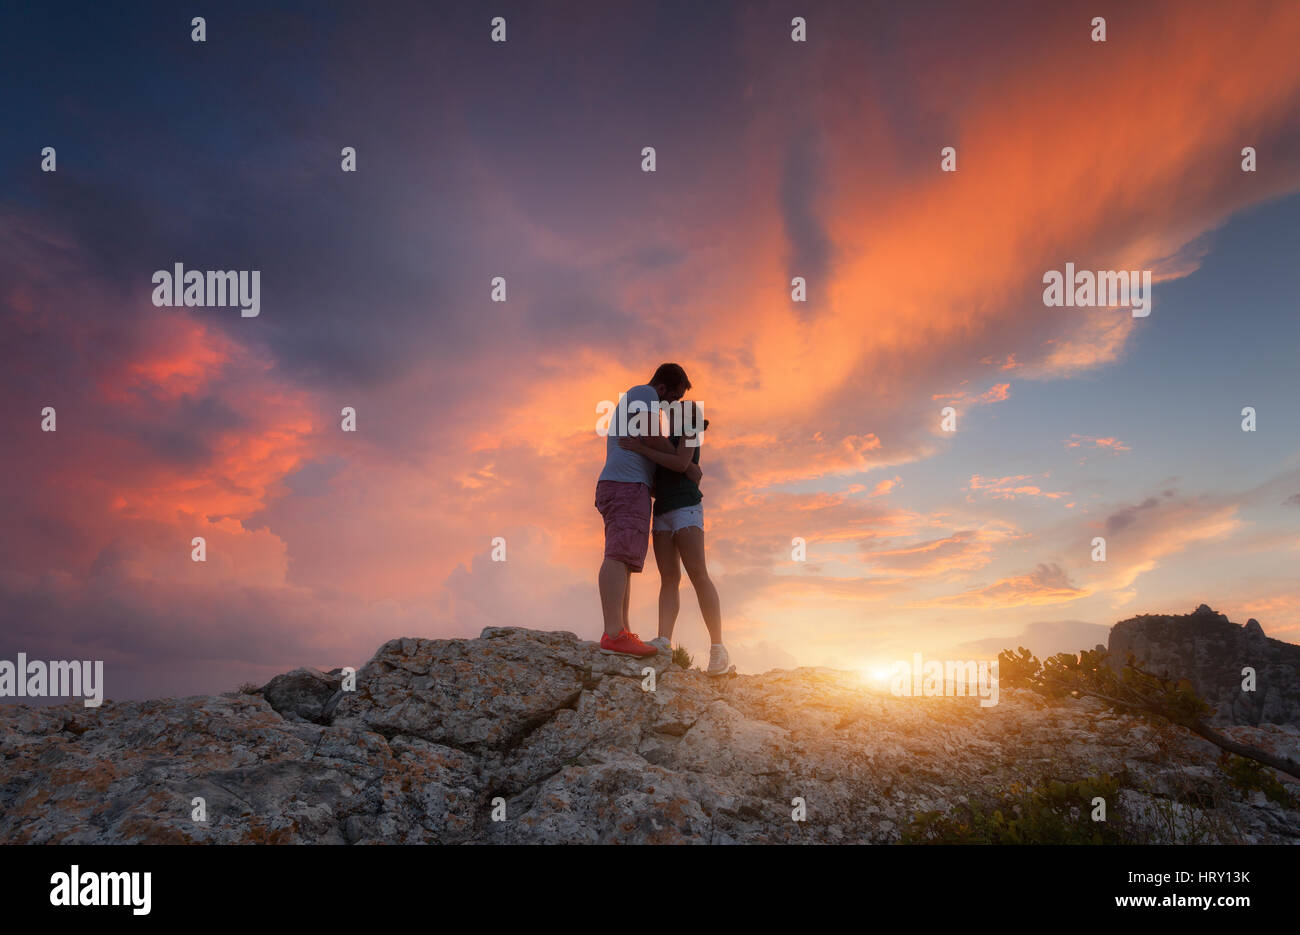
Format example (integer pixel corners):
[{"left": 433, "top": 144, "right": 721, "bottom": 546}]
[
  {"left": 1, "top": 626, "right": 1297, "bottom": 844},
  {"left": 1108, "top": 605, "right": 1300, "bottom": 727},
  {"left": 261, "top": 667, "right": 344, "bottom": 723}
]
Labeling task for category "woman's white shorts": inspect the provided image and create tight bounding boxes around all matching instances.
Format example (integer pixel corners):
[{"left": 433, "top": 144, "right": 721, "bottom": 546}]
[{"left": 652, "top": 503, "right": 704, "bottom": 534}]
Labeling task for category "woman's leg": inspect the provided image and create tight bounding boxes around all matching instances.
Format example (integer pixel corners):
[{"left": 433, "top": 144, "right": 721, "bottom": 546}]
[
  {"left": 673, "top": 526, "right": 722, "bottom": 645},
  {"left": 652, "top": 530, "right": 681, "bottom": 641}
]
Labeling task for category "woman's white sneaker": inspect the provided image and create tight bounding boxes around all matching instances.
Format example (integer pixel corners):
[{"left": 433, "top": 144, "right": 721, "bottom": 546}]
[
  {"left": 648, "top": 637, "right": 672, "bottom": 654},
  {"left": 707, "top": 644, "right": 733, "bottom": 675}
]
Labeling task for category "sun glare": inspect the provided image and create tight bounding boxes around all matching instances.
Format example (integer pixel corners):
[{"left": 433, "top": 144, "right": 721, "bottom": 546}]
[{"left": 860, "top": 665, "right": 897, "bottom": 686}]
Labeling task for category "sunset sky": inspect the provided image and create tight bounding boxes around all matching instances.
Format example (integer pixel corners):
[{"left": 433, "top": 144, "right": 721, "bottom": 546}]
[{"left": 2, "top": 0, "right": 1299, "bottom": 700}]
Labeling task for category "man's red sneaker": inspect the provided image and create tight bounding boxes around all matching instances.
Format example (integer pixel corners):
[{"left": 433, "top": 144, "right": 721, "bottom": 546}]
[{"left": 600, "top": 628, "right": 658, "bottom": 656}]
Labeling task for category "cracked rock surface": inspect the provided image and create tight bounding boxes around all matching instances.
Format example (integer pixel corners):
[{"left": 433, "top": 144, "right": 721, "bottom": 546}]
[{"left": 2, "top": 626, "right": 1297, "bottom": 843}]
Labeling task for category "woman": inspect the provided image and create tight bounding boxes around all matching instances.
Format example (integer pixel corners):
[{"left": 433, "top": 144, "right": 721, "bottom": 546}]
[{"left": 618, "top": 401, "right": 732, "bottom": 675}]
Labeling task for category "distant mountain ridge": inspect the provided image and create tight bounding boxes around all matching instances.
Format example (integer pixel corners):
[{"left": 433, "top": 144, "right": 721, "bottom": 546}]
[{"left": 1108, "top": 604, "right": 1300, "bottom": 727}]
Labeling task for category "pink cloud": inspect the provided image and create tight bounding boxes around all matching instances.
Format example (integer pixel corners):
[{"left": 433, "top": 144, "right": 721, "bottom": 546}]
[
  {"left": 1066, "top": 434, "right": 1132, "bottom": 452},
  {"left": 968, "top": 473, "right": 1070, "bottom": 502},
  {"left": 917, "top": 563, "right": 1089, "bottom": 609}
]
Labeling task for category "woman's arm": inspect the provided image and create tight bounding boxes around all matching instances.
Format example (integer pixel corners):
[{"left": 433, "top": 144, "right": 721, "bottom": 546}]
[{"left": 619, "top": 434, "right": 696, "bottom": 473}]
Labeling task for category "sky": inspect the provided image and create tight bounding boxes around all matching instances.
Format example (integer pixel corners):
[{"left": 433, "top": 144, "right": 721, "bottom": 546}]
[{"left": 2, "top": 0, "right": 1299, "bottom": 701}]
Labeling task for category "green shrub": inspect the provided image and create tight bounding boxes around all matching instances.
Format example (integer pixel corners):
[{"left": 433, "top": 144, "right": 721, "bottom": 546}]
[
  {"left": 901, "top": 775, "right": 1132, "bottom": 844},
  {"left": 997, "top": 645, "right": 1298, "bottom": 782},
  {"left": 1220, "top": 753, "right": 1297, "bottom": 808}
]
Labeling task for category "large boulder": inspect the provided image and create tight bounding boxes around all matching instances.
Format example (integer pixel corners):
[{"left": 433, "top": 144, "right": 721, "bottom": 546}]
[{"left": 261, "top": 667, "right": 343, "bottom": 723}]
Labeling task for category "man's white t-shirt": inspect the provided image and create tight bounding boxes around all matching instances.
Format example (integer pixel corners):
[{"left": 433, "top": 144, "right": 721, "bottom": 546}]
[{"left": 598, "top": 384, "right": 662, "bottom": 486}]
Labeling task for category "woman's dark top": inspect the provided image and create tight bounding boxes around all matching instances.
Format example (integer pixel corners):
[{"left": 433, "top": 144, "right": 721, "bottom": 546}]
[{"left": 652, "top": 435, "right": 702, "bottom": 516}]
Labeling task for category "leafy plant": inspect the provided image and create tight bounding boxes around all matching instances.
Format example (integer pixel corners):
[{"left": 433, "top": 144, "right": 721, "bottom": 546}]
[
  {"left": 901, "top": 775, "right": 1131, "bottom": 844},
  {"left": 1219, "top": 753, "right": 1297, "bottom": 808},
  {"left": 672, "top": 645, "right": 693, "bottom": 669},
  {"left": 998, "top": 646, "right": 1300, "bottom": 781}
]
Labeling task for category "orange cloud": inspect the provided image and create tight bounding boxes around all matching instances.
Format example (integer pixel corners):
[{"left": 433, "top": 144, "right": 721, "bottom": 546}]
[
  {"left": 858, "top": 528, "right": 1014, "bottom": 577},
  {"left": 980, "top": 353, "right": 1022, "bottom": 372},
  {"left": 918, "top": 563, "right": 1089, "bottom": 609},
  {"left": 1066, "top": 434, "right": 1132, "bottom": 452},
  {"left": 968, "top": 473, "right": 1070, "bottom": 501},
  {"left": 1091, "top": 500, "right": 1241, "bottom": 591},
  {"left": 866, "top": 476, "right": 901, "bottom": 498},
  {"left": 932, "top": 382, "right": 1012, "bottom": 406}
]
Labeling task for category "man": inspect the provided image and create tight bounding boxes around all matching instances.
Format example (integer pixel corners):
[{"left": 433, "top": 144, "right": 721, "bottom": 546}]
[{"left": 595, "top": 363, "right": 702, "bottom": 656}]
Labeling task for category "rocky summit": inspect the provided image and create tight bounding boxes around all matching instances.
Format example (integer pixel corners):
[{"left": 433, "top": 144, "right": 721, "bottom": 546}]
[
  {"left": 2, "top": 626, "right": 1298, "bottom": 844},
  {"left": 1109, "top": 605, "right": 1300, "bottom": 727}
]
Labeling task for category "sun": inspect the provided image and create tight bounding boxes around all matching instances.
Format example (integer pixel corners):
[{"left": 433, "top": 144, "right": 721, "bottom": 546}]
[{"left": 859, "top": 665, "right": 897, "bottom": 686}]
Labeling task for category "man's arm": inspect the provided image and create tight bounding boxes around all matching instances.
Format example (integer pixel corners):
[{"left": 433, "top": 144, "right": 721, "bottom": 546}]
[
  {"left": 612, "top": 387, "right": 701, "bottom": 478},
  {"left": 619, "top": 436, "right": 701, "bottom": 477},
  {"left": 636, "top": 435, "right": 677, "bottom": 455}
]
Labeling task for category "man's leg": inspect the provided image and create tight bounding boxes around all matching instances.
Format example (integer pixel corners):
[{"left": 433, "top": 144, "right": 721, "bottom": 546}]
[
  {"left": 594, "top": 479, "right": 652, "bottom": 649},
  {"left": 598, "top": 557, "right": 629, "bottom": 637},
  {"left": 622, "top": 565, "right": 632, "bottom": 632}
]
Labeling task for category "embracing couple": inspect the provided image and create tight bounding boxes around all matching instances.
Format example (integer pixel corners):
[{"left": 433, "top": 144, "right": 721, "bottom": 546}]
[{"left": 594, "top": 363, "right": 733, "bottom": 675}]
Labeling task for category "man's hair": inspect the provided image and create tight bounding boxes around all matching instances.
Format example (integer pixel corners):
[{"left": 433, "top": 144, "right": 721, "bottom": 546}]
[{"left": 649, "top": 362, "right": 690, "bottom": 391}]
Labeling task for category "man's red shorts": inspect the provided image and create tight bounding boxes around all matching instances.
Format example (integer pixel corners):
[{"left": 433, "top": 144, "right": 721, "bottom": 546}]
[{"left": 595, "top": 480, "right": 651, "bottom": 572}]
